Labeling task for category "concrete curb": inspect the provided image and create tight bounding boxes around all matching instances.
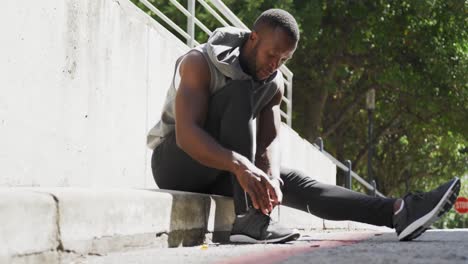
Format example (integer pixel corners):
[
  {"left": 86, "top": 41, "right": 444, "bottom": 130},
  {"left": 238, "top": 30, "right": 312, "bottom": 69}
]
[
  {"left": 0, "top": 189, "right": 59, "bottom": 264},
  {"left": 1, "top": 188, "right": 236, "bottom": 262},
  {"left": 0, "top": 188, "right": 392, "bottom": 263}
]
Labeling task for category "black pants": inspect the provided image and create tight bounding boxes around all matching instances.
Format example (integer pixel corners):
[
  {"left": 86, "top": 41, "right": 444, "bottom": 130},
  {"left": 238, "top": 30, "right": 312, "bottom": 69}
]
[{"left": 152, "top": 81, "right": 396, "bottom": 228}]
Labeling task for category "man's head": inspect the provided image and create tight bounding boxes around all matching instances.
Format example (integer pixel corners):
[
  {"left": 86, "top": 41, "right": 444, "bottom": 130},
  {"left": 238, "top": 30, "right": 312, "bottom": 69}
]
[{"left": 241, "top": 9, "right": 299, "bottom": 81}]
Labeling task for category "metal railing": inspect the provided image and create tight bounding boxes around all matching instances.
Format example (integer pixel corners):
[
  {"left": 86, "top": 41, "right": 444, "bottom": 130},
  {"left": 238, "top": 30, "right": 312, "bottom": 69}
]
[
  {"left": 137, "top": 0, "right": 293, "bottom": 126},
  {"left": 314, "top": 137, "right": 386, "bottom": 198}
]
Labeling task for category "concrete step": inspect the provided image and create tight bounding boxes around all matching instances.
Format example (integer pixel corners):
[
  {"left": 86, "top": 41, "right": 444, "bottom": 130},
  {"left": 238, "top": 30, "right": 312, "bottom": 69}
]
[{"left": 0, "top": 188, "right": 391, "bottom": 263}]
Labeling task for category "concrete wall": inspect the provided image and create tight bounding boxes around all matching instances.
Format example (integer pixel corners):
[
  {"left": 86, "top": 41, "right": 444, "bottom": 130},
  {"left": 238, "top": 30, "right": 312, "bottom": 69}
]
[
  {"left": 0, "top": 0, "right": 335, "bottom": 188},
  {"left": 280, "top": 125, "right": 336, "bottom": 185}
]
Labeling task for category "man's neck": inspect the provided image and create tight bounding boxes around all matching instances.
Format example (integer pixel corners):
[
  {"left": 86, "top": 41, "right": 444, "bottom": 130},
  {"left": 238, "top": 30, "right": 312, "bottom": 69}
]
[{"left": 239, "top": 37, "right": 253, "bottom": 77}]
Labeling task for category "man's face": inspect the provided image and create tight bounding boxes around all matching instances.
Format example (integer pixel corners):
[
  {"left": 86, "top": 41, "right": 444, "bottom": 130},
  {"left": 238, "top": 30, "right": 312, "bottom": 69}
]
[{"left": 248, "top": 27, "right": 297, "bottom": 81}]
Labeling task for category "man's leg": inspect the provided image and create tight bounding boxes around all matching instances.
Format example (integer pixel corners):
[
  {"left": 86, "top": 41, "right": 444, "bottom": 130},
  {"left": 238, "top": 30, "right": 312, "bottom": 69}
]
[
  {"left": 203, "top": 80, "right": 257, "bottom": 215},
  {"left": 280, "top": 167, "right": 396, "bottom": 227},
  {"left": 152, "top": 80, "right": 256, "bottom": 215},
  {"left": 280, "top": 167, "right": 461, "bottom": 241},
  {"left": 152, "top": 130, "right": 221, "bottom": 193}
]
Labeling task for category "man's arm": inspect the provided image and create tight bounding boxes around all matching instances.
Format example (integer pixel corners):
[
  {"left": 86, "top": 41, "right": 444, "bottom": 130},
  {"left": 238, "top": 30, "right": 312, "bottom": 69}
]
[
  {"left": 255, "top": 88, "right": 284, "bottom": 205},
  {"left": 174, "top": 51, "right": 275, "bottom": 214},
  {"left": 174, "top": 51, "right": 233, "bottom": 170}
]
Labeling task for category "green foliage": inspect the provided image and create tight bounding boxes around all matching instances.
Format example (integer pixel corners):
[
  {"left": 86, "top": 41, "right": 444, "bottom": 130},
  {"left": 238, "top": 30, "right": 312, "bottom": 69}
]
[{"left": 130, "top": 0, "right": 468, "bottom": 227}]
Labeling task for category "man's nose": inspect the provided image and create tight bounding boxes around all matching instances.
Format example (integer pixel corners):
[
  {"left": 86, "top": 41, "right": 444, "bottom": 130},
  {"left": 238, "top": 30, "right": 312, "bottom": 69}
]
[{"left": 269, "top": 59, "right": 280, "bottom": 71}]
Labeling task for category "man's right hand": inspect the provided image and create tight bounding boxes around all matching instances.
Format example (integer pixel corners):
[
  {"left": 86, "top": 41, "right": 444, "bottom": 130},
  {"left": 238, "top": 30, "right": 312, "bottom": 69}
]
[{"left": 231, "top": 153, "right": 276, "bottom": 215}]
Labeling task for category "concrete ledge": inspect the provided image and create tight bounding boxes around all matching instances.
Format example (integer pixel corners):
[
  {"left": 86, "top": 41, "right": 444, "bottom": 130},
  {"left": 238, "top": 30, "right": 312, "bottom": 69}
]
[
  {"left": 23, "top": 188, "right": 234, "bottom": 253},
  {"left": 0, "top": 189, "right": 58, "bottom": 260},
  {"left": 1, "top": 187, "right": 391, "bottom": 261}
]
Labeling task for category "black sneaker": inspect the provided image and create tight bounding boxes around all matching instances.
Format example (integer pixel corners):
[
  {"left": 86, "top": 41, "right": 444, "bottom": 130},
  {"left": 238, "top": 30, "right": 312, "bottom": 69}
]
[
  {"left": 229, "top": 207, "right": 301, "bottom": 243},
  {"left": 393, "top": 177, "right": 461, "bottom": 241}
]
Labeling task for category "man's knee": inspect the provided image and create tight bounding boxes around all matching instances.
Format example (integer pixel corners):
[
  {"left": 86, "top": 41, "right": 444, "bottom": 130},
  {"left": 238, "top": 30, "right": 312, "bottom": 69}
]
[
  {"left": 281, "top": 167, "right": 309, "bottom": 180},
  {"left": 281, "top": 167, "right": 319, "bottom": 188},
  {"left": 216, "top": 81, "right": 254, "bottom": 109}
]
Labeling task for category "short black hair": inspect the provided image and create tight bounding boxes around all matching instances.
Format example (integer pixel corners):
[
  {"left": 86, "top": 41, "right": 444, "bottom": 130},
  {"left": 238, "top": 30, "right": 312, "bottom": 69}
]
[{"left": 253, "top": 9, "right": 300, "bottom": 43}]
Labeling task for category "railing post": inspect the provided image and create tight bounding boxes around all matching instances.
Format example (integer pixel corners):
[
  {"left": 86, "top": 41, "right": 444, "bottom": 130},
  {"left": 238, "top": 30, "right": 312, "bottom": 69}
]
[
  {"left": 187, "top": 0, "right": 195, "bottom": 47},
  {"left": 287, "top": 75, "right": 293, "bottom": 127},
  {"left": 345, "top": 160, "right": 352, "bottom": 190},
  {"left": 371, "top": 180, "right": 377, "bottom": 197},
  {"left": 315, "top": 137, "right": 324, "bottom": 152}
]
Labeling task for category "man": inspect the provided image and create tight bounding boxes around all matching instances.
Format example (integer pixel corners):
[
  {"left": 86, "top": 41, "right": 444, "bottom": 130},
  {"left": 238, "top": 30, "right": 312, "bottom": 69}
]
[{"left": 148, "top": 9, "right": 460, "bottom": 243}]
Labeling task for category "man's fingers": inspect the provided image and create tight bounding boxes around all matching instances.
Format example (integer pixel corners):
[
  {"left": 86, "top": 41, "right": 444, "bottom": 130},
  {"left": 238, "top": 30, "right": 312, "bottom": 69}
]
[
  {"left": 266, "top": 188, "right": 275, "bottom": 211},
  {"left": 252, "top": 182, "right": 269, "bottom": 212},
  {"left": 251, "top": 181, "right": 267, "bottom": 212},
  {"left": 273, "top": 184, "right": 283, "bottom": 204},
  {"left": 247, "top": 179, "right": 266, "bottom": 214},
  {"left": 266, "top": 179, "right": 283, "bottom": 207},
  {"left": 262, "top": 182, "right": 277, "bottom": 209},
  {"left": 254, "top": 180, "right": 272, "bottom": 214},
  {"left": 267, "top": 183, "right": 278, "bottom": 202},
  {"left": 248, "top": 188, "right": 260, "bottom": 210},
  {"left": 242, "top": 171, "right": 275, "bottom": 215},
  {"left": 251, "top": 174, "right": 262, "bottom": 182},
  {"left": 261, "top": 178, "right": 277, "bottom": 202},
  {"left": 265, "top": 182, "right": 275, "bottom": 211}
]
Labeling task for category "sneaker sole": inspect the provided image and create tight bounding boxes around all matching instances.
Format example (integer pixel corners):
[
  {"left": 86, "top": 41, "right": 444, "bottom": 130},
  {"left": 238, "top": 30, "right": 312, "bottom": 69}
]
[
  {"left": 398, "top": 177, "right": 461, "bottom": 241},
  {"left": 230, "top": 231, "right": 301, "bottom": 244}
]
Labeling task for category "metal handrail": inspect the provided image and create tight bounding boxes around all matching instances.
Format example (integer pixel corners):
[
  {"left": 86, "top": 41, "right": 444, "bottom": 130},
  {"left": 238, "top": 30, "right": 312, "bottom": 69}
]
[
  {"left": 197, "top": 0, "right": 229, "bottom": 27},
  {"left": 314, "top": 137, "right": 386, "bottom": 198},
  {"left": 138, "top": 0, "right": 198, "bottom": 45},
  {"left": 136, "top": 0, "right": 293, "bottom": 126},
  {"left": 168, "top": 0, "right": 212, "bottom": 36}
]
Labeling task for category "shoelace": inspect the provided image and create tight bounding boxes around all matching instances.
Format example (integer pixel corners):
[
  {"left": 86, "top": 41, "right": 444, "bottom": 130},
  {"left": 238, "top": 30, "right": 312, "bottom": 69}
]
[
  {"left": 405, "top": 190, "right": 425, "bottom": 200},
  {"left": 398, "top": 191, "right": 426, "bottom": 220}
]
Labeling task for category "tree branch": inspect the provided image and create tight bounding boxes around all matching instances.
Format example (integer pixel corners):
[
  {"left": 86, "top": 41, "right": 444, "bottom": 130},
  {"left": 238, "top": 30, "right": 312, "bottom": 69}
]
[
  {"left": 322, "top": 84, "right": 372, "bottom": 138},
  {"left": 352, "top": 113, "right": 402, "bottom": 168}
]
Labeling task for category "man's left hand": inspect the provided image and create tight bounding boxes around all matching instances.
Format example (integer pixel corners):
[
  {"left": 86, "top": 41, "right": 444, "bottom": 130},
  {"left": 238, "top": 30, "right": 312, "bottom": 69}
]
[{"left": 265, "top": 178, "right": 283, "bottom": 208}]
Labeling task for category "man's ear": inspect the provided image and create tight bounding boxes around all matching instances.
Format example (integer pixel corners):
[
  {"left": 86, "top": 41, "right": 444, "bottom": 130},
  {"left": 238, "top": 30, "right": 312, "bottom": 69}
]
[{"left": 250, "top": 31, "right": 258, "bottom": 41}]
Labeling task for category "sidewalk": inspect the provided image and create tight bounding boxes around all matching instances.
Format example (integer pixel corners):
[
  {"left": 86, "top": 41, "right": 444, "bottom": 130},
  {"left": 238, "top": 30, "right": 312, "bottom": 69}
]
[
  {"left": 76, "top": 230, "right": 468, "bottom": 264},
  {"left": 0, "top": 188, "right": 391, "bottom": 264}
]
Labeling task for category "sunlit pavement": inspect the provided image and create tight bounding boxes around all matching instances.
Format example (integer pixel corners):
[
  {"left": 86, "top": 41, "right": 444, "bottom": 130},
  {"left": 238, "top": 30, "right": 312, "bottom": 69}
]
[{"left": 72, "top": 229, "right": 468, "bottom": 264}]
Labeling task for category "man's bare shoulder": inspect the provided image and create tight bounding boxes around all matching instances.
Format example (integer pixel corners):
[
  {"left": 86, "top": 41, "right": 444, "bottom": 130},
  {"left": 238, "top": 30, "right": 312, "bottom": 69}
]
[{"left": 179, "top": 50, "right": 210, "bottom": 82}]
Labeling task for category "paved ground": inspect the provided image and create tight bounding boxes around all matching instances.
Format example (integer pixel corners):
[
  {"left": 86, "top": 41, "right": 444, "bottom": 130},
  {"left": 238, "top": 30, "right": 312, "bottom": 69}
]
[{"left": 73, "top": 229, "right": 468, "bottom": 264}]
